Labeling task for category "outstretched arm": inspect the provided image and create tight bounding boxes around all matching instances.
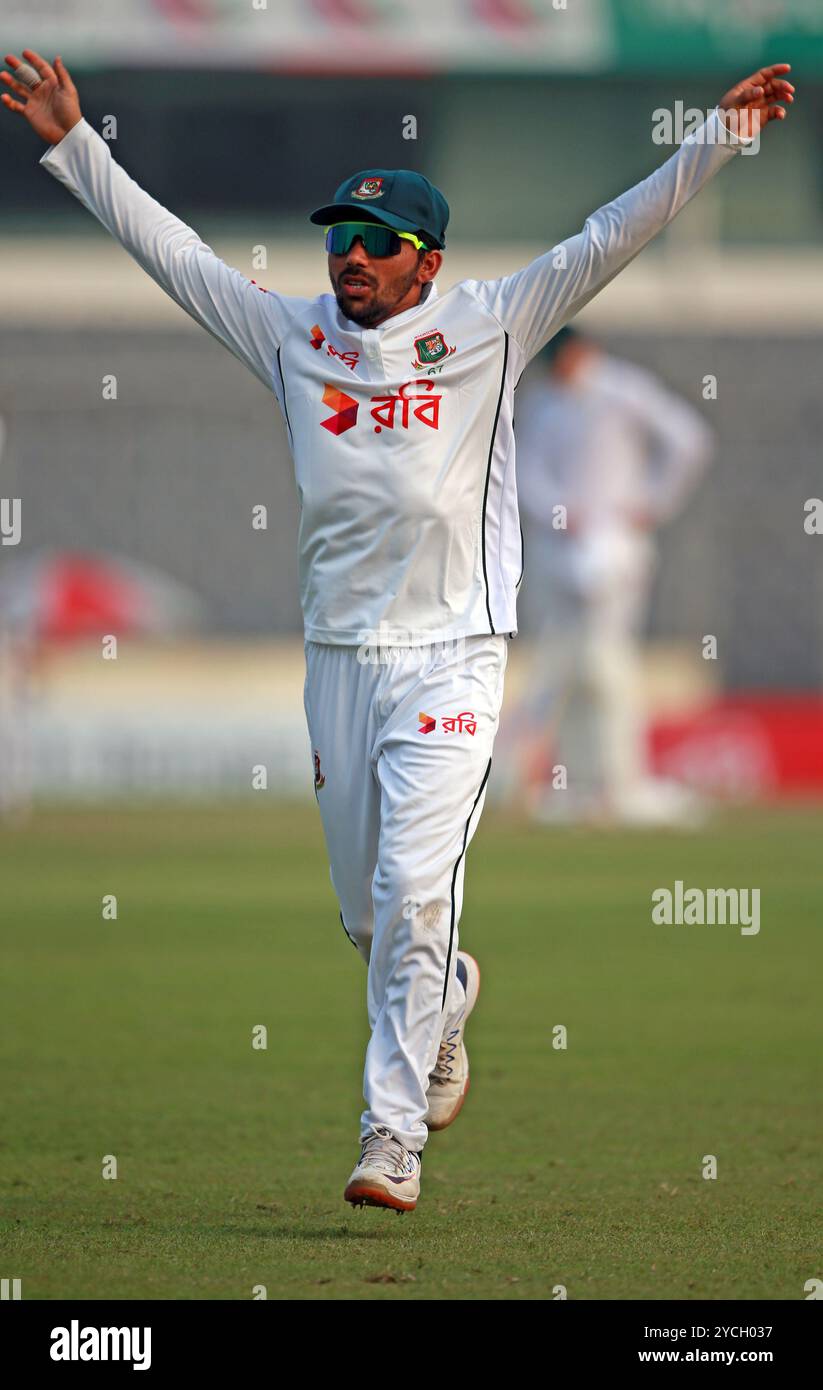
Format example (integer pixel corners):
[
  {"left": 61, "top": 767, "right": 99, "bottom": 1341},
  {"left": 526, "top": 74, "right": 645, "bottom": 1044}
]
[
  {"left": 469, "top": 65, "right": 794, "bottom": 365},
  {"left": 1, "top": 49, "right": 306, "bottom": 390}
]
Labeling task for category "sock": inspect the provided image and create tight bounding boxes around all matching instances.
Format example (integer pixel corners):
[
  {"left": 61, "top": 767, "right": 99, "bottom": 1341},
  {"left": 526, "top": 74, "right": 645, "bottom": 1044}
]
[{"left": 440, "top": 957, "right": 468, "bottom": 1041}]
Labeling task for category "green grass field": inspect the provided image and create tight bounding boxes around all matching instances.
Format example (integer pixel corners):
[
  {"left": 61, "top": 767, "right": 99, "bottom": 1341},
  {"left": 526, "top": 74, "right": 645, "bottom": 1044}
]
[{"left": 1, "top": 802, "right": 820, "bottom": 1301}]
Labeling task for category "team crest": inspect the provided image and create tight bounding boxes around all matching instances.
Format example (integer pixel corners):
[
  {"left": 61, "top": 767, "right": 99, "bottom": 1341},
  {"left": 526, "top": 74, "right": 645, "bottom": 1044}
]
[
  {"left": 412, "top": 330, "right": 456, "bottom": 371},
  {"left": 351, "top": 177, "right": 384, "bottom": 199}
]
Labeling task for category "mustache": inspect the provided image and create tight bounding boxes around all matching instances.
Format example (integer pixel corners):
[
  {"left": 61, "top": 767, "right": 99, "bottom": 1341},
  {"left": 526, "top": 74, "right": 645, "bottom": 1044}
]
[{"left": 339, "top": 268, "right": 376, "bottom": 288}]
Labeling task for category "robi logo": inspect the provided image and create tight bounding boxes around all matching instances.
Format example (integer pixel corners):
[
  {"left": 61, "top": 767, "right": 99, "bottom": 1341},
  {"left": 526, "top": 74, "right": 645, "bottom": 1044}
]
[
  {"left": 319, "top": 380, "right": 442, "bottom": 437},
  {"left": 320, "top": 384, "right": 359, "bottom": 435},
  {"left": 418, "top": 711, "right": 477, "bottom": 736}
]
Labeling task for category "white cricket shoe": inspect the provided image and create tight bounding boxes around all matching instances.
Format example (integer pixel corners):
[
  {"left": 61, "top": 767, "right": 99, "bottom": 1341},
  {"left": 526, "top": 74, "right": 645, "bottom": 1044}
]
[
  {"left": 425, "top": 951, "right": 481, "bottom": 1131},
  {"left": 344, "top": 1125, "right": 421, "bottom": 1212}
]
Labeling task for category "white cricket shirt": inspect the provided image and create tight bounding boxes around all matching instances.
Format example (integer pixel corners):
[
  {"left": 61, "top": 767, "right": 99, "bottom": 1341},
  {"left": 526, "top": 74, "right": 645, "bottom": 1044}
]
[{"left": 40, "top": 110, "right": 751, "bottom": 646}]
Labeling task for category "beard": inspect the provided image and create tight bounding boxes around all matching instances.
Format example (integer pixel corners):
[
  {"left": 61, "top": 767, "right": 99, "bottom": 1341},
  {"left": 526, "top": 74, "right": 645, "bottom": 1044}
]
[{"left": 330, "top": 260, "right": 422, "bottom": 328}]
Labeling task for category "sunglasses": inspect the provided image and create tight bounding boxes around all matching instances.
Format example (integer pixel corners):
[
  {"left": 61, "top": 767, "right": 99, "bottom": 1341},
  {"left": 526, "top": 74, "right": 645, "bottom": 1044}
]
[{"left": 324, "top": 222, "right": 430, "bottom": 257}]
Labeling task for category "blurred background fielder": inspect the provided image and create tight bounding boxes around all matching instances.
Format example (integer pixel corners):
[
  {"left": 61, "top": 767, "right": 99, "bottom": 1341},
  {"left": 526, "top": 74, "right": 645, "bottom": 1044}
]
[{"left": 511, "top": 326, "right": 714, "bottom": 826}]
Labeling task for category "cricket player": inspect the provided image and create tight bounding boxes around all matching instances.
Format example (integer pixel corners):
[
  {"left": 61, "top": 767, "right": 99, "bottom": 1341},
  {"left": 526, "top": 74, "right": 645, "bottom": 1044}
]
[
  {"left": 2, "top": 48, "right": 793, "bottom": 1212},
  {"left": 515, "top": 327, "right": 714, "bottom": 825}
]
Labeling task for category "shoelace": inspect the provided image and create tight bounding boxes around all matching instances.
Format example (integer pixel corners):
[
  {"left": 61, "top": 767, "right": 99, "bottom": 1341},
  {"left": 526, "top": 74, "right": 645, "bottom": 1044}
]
[
  {"left": 430, "top": 1026, "right": 460, "bottom": 1084},
  {"left": 359, "top": 1128, "right": 419, "bottom": 1176},
  {"left": 430, "top": 974, "right": 469, "bottom": 1084}
]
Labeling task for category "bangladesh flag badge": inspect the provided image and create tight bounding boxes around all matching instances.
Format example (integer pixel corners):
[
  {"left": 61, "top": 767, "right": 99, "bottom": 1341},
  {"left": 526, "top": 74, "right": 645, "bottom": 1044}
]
[
  {"left": 412, "top": 329, "right": 456, "bottom": 370},
  {"left": 352, "top": 177, "right": 384, "bottom": 199}
]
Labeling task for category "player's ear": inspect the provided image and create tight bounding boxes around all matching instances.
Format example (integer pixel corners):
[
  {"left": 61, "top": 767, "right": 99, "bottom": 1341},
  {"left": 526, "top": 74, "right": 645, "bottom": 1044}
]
[{"left": 417, "top": 248, "right": 442, "bottom": 284}]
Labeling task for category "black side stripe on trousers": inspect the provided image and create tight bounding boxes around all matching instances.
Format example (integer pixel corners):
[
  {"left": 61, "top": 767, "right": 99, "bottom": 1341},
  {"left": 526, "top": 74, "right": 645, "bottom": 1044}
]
[
  {"left": 340, "top": 911, "right": 358, "bottom": 949},
  {"left": 442, "top": 757, "right": 493, "bottom": 1010},
  {"left": 480, "top": 331, "right": 509, "bottom": 635}
]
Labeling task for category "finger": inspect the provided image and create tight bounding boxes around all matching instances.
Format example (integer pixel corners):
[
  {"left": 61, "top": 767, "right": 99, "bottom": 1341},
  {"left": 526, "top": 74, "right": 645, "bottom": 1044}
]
[
  {"left": 4, "top": 54, "right": 42, "bottom": 89},
  {"left": 0, "top": 69, "right": 34, "bottom": 99},
  {"left": 54, "top": 56, "right": 77, "bottom": 93},
  {"left": 736, "top": 82, "right": 764, "bottom": 104},
  {"left": 749, "top": 63, "right": 792, "bottom": 85},
  {"left": 0, "top": 91, "right": 27, "bottom": 114},
  {"left": 22, "top": 48, "right": 56, "bottom": 84}
]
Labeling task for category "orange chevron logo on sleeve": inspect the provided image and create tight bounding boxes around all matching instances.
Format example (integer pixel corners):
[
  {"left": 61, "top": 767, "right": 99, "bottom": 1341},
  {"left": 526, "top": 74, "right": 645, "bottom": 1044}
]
[
  {"left": 320, "top": 383, "right": 359, "bottom": 435},
  {"left": 418, "top": 711, "right": 436, "bottom": 735}
]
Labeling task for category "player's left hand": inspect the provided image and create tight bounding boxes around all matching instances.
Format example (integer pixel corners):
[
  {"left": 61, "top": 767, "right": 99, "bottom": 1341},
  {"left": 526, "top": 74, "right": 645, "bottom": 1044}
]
[{"left": 718, "top": 63, "right": 794, "bottom": 138}]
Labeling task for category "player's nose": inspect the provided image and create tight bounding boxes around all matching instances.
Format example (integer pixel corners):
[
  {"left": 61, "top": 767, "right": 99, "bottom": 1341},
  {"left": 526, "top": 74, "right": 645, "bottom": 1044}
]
[{"left": 345, "top": 238, "right": 371, "bottom": 263}]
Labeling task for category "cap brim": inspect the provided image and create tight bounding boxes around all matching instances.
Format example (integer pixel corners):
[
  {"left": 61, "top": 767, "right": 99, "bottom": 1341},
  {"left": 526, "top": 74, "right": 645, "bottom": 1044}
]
[{"left": 309, "top": 203, "right": 442, "bottom": 247}]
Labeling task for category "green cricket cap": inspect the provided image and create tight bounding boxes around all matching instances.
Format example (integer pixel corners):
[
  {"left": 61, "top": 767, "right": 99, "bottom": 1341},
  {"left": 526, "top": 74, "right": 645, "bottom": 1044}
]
[{"left": 310, "top": 169, "right": 449, "bottom": 250}]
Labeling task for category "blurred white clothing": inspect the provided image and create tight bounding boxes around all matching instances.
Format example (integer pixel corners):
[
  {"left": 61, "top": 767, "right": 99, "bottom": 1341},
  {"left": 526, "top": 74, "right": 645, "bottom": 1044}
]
[{"left": 515, "top": 352, "right": 713, "bottom": 821}]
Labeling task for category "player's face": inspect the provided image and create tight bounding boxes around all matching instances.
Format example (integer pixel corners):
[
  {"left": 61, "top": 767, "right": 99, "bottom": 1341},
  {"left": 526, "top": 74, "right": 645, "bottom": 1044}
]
[
  {"left": 328, "top": 236, "right": 429, "bottom": 328},
  {"left": 552, "top": 340, "right": 599, "bottom": 384}
]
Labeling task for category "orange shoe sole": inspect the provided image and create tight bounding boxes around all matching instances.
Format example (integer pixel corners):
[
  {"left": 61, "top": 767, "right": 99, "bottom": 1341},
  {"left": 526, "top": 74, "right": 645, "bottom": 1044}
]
[{"left": 344, "top": 1180, "right": 417, "bottom": 1212}]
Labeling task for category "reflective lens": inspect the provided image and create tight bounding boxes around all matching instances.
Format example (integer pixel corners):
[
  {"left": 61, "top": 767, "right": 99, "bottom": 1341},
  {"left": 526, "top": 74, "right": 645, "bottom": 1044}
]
[{"left": 325, "top": 223, "right": 424, "bottom": 257}]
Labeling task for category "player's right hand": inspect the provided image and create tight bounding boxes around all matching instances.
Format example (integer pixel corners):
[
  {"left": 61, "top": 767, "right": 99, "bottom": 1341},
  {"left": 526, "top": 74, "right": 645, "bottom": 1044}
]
[{"left": 1, "top": 50, "right": 82, "bottom": 145}]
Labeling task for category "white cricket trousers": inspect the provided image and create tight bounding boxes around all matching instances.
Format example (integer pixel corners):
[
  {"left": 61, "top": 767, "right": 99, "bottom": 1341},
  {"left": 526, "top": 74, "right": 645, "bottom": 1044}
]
[{"left": 303, "top": 633, "right": 509, "bottom": 1152}]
